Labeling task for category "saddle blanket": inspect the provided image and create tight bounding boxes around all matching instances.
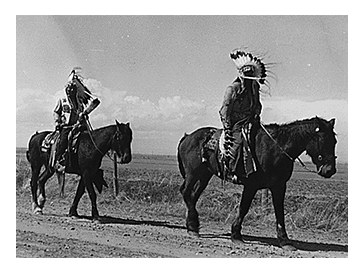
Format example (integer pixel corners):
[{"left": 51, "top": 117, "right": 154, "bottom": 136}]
[
  {"left": 41, "top": 130, "right": 81, "bottom": 169},
  {"left": 41, "top": 131, "right": 60, "bottom": 152},
  {"left": 203, "top": 127, "right": 256, "bottom": 179}
]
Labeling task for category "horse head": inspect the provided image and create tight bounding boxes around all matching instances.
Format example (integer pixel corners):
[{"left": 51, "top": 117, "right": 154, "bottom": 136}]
[
  {"left": 111, "top": 120, "right": 133, "bottom": 164},
  {"left": 305, "top": 117, "right": 337, "bottom": 178}
]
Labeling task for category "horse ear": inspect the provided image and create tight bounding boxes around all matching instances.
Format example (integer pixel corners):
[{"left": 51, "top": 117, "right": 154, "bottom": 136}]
[
  {"left": 115, "top": 120, "right": 121, "bottom": 132},
  {"left": 126, "top": 122, "right": 130, "bottom": 128},
  {"left": 329, "top": 118, "right": 335, "bottom": 128}
]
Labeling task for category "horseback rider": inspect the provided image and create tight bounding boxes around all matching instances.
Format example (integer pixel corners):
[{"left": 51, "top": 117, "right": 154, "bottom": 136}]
[
  {"left": 219, "top": 49, "right": 267, "bottom": 183},
  {"left": 54, "top": 68, "right": 99, "bottom": 172}
]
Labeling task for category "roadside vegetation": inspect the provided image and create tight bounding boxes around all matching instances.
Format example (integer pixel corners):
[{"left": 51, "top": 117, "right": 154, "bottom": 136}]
[{"left": 16, "top": 152, "right": 347, "bottom": 237}]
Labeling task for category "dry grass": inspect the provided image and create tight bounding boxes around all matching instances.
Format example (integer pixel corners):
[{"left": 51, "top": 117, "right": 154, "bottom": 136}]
[{"left": 16, "top": 152, "right": 348, "bottom": 235}]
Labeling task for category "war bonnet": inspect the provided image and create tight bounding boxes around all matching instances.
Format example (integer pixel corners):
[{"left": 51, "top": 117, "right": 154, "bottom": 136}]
[{"left": 230, "top": 49, "right": 267, "bottom": 84}]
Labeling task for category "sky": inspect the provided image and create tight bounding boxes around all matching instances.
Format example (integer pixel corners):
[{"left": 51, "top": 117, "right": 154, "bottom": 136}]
[{"left": 16, "top": 15, "right": 348, "bottom": 162}]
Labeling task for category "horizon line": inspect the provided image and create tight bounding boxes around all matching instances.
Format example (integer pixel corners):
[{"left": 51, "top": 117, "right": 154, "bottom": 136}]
[{"left": 15, "top": 146, "right": 348, "bottom": 164}]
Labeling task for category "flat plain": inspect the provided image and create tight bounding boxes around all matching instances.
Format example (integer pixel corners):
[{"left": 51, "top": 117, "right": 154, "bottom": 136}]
[{"left": 16, "top": 149, "right": 348, "bottom": 257}]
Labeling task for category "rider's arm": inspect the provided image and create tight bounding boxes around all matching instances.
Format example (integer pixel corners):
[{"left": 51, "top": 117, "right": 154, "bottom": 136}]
[
  {"left": 219, "top": 84, "right": 237, "bottom": 130},
  {"left": 53, "top": 99, "right": 62, "bottom": 126},
  {"left": 252, "top": 81, "right": 262, "bottom": 120}
]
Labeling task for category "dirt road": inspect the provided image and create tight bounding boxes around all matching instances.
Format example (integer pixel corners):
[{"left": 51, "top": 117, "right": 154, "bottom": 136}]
[{"left": 16, "top": 190, "right": 347, "bottom": 258}]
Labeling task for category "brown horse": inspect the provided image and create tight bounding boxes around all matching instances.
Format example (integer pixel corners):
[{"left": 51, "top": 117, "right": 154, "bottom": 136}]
[
  {"left": 26, "top": 120, "right": 132, "bottom": 221},
  {"left": 177, "top": 117, "right": 337, "bottom": 250}
]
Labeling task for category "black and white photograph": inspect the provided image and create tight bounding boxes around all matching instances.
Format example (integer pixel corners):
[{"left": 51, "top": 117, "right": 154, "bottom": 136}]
[{"left": 14, "top": 8, "right": 352, "bottom": 264}]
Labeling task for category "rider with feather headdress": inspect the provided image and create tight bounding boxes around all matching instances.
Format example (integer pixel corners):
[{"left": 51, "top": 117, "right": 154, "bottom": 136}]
[
  {"left": 219, "top": 49, "right": 267, "bottom": 183},
  {"left": 54, "top": 68, "right": 100, "bottom": 172}
]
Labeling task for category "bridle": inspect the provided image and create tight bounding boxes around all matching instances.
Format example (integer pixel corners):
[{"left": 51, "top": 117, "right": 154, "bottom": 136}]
[
  {"left": 259, "top": 122, "right": 319, "bottom": 174},
  {"left": 238, "top": 73, "right": 333, "bottom": 174},
  {"left": 84, "top": 119, "right": 125, "bottom": 164}
]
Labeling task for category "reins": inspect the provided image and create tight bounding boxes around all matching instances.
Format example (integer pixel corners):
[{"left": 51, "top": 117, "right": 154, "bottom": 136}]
[
  {"left": 259, "top": 122, "right": 318, "bottom": 174},
  {"left": 84, "top": 119, "right": 121, "bottom": 164},
  {"left": 237, "top": 75, "right": 317, "bottom": 174}
]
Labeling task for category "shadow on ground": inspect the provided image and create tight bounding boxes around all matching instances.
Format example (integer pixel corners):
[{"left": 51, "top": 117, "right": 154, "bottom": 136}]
[
  {"left": 201, "top": 232, "right": 348, "bottom": 252},
  {"left": 57, "top": 213, "right": 186, "bottom": 230},
  {"left": 52, "top": 212, "right": 347, "bottom": 253}
]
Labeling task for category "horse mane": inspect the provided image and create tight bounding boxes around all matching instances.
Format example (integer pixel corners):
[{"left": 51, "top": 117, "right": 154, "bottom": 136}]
[
  {"left": 91, "top": 122, "right": 132, "bottom": 143},
  {"left": 265, "top": 116, "right": 327, "bottom": 143},
  {"left": 93, "top": 124, "right": 116, "bottom": 133}
]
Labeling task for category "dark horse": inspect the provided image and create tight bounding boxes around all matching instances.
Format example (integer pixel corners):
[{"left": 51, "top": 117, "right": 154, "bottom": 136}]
[
  {"left": 26, "top": 120, "right": 132, "bottom": 220},
  {"left": 177, "top": 116, "right": 337, "bottom": 250}
]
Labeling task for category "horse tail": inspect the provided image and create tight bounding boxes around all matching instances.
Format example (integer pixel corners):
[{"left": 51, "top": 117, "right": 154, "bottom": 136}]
[
  {"left": 26, "top": 131, "right": 39, "bottom": 162},
  {"left": 177, "top": 133, "right": 188, "bottom": 179}
]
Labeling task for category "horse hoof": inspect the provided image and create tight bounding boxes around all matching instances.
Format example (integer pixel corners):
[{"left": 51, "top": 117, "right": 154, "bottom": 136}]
[
  {"left": 92, "top": 218, "right": 102, "bottom": 224},
  {"left": 187, "top": 230, "right": 200, "bottom": 238},
  {"left": 68, "top": 211, "right": 79, "bottom": 219},
  {"left": 34, "top": 209, "right": 43, "bottom": 215},
  {"left": 231, "top": 237, "right": 244, "bottom": 244},
  {"left": 281, "top": 244, "right": 297, "bottom": 251}
]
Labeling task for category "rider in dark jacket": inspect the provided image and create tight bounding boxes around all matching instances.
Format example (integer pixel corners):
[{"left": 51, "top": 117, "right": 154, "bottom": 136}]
[{"left": 219, "top": 49, "right": 267, "bottom": 183}]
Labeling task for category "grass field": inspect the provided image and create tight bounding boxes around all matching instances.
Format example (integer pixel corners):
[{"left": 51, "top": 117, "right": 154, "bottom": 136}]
[{"left": 16, "top": 148, "right": 348, "bottom": 238}]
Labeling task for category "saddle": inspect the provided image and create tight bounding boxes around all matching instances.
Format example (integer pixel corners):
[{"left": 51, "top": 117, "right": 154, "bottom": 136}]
[
  {"left": 41, "top": 131, "right": 60, "bottom": 169},
  {"left": 41, "top": 130, "right": 81, "bottom": 170},
  {"left": 201, "top": 128, "right": 224, "bottom": 177},
  {"left": 202, "top": 126, "right": 257, "bottom": 183}
]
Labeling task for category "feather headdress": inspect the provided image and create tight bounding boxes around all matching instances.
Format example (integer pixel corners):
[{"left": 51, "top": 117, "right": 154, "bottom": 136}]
[
  {"left": 230, "top": 50, "right": 267, "bottom": 84},
  {"left": 66, "top": 67, "right": 93, "bottom": 107},
  {"left": 66, "top": 67, "right": 94, "bottom": 113}
]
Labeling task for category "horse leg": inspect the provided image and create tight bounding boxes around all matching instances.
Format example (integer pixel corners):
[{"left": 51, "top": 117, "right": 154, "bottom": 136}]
[
  {"left": 180, "top": 173, "right": 200, "bottom": 236},
  {"left": 56, "top": 171, "right": 66, "bottom": 198},
  {"left": 270, "top": 183, "right": 296, "bottom": 251},
  {"left": 68, "top": 176, "right": 85, "bottom": 218},
  {"left": 83, "top": 171, "right": 100, "bottom": 221},
  {"left": 188, "top": 171, "right": 213, "bottom": 237},
  {"left": 37, "top": 168, "right": 54, "bottom": 212},
  {"left": 231, "top": 185, "right": 257, "bottom": 242},
  {"left": 30, "top": 164, "right": 42, "bottom": 214},
  {"left": 191, "top": 171, "right": 212, "bottom": 202}
]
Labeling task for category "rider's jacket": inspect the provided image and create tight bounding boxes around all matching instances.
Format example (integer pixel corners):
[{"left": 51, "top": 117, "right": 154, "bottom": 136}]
[
  {"left": 219, "top": 77, "right": 262, "bottom": 130},
  {"left": 53, "top": 97, "right": 80, "bottom": 127}
]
